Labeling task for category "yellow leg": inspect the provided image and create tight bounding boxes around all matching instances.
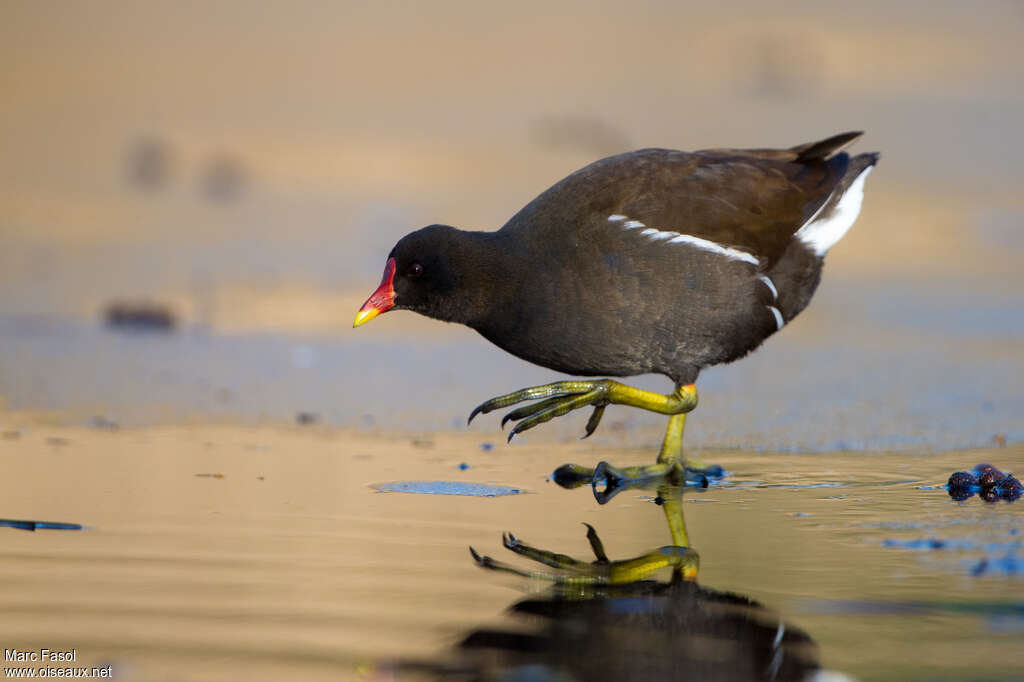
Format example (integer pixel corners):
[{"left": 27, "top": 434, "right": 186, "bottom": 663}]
[
  {"left": 657, "top": 411, "right": 687, "bottom": 466},
  {"left": 659, "top": 485, "right": 691, "bottom": 548},
  {"left": 655, "top": 411, "right": 692, "bottom": 549},
  {"left": 599, "top": 381, "right": 698, "bottom": 415},
  {"left": 470, "top": 525, "right": 699, "bottom": 587}
]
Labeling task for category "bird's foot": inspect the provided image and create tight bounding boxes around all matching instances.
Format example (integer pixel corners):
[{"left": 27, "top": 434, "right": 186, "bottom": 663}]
[
  {"left": 469, "top": 524, "right": 699, "bottom": 586},
  {"left": 467, "top": 380, "right": 697, "bottom": 441},
  {"left": 468, "top": 379, "right": 616, "bottom": 441},
  {"left": 552, "top": 461, "right": 710, "bottom": 504}
]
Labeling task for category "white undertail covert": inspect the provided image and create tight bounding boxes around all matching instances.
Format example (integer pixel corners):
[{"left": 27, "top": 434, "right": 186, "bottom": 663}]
[{"left": 795, "top": 166, "right": 872, "bottom": 256}]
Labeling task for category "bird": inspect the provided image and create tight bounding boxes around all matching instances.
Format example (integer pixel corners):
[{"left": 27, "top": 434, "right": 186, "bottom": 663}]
[{"left": 354, "top": 131, "right": 878, "bottom": 550}]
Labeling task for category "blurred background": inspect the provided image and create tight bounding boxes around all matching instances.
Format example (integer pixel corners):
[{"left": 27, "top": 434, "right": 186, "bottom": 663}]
[{"left": 2, "top": 0, "right": 1022, "bottom": 449}]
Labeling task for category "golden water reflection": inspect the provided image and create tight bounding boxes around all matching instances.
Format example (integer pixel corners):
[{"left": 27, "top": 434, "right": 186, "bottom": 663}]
[{"left": 0, "top": 424, "right": 1020, "bottom": 680}]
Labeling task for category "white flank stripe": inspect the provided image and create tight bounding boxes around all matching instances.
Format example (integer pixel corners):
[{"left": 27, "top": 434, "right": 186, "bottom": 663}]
[
  {"left": 758, "top": 275, "right": 778, "bottom": 300},
  {"left": 796, "top": 166, "right": 872, "bottom": 256},
  {"left": 773, "top": 623, "right": 786, "bottom": 649},
  {"left": 666, "top": 233, "right": 759, "bottom": 265},
  {"left": 768, "top": 306, "right": 784, "bottom": 330},
  {"left": 642, "top": 228, "right": 674, "bottom": 241},
  {"left": 611, "top": 213, "right": 760, "bottom": 264}
]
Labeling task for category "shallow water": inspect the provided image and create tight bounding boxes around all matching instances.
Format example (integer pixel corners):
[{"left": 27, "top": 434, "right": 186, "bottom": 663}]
[{"left": 0, "top": 425, "right": 1020, "bottom": 680}]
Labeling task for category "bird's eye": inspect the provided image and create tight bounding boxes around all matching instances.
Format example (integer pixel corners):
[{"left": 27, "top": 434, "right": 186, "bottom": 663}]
[{"left": 408, "top": 263, "right": 423, "bottom": 278}]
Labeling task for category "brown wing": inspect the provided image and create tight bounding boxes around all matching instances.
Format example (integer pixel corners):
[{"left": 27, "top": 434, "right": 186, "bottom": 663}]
[{"left": 504, "top": 132, "right": 859, "bottom": 270}]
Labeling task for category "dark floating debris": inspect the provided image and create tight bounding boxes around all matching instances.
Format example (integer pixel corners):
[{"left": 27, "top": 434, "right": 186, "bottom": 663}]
[
  {"left": 975, "top": 463, "right": 1001, "bottom": 478},
  {"left": 978, "top": 469, "right": 1003, "bottom": 488},
  {"left": 1002, "top": 477, "right": 1024, "bottom": 500},
  {"left": 1, "top": 518, "right": 84, "bottom": 532},
  {"left": 295, "top": 412, "right": 319, "bottom": 425},
  {"left": 104, "top": 302, "right": 177, "bottom": 332},
  {"left": 947, "top": 471, "right": 977, "bottom": 502},
  {"left": 947, "top": 463, "right": 1021, "bottom": 503}
]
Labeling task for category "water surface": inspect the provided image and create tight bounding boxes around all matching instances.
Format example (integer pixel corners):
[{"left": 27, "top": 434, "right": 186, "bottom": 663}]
[{"left": 0, "top": 425, "right": 1020, "bottom": 680}]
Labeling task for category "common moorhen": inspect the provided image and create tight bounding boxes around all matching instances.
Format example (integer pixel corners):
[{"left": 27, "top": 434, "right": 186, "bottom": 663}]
[{"left": 355, "top": 132, "right": 878, "bottom": 553}]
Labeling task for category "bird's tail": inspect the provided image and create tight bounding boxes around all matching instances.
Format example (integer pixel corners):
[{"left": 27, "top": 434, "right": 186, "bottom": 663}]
[
  {"left": 790, "top": 131, "right": 864, "bottom": 162},
  {"left": 794, "top": 148, "right": 879, "bottom": 257}
]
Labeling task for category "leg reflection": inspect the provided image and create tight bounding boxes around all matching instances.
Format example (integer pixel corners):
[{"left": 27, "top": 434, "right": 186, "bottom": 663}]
[{"left": 470, "top": 523, "right": 699, "bottom": 586}]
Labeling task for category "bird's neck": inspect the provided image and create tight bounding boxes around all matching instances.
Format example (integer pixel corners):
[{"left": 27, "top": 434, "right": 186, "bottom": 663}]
[{"left": 436, "top": 229, "right": 522, "bottom": 329}]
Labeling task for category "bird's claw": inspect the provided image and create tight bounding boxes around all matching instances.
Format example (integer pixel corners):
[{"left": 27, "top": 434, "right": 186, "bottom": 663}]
[
  {"left": 469, "top": 546, "right": 494, "bottom": 569},
  {"left": 583, "top": 405, "right": 606, "bottom": 438},
  {"left": 582, "top": 522, "right": 609, "bottom": 563}
]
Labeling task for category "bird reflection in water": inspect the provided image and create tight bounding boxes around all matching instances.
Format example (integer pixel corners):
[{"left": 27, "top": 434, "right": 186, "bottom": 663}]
[
  {"left": 471, "top": 468, "right": 712, "bottom": 585},
  {"left": 398, "top": 521, "right": 822, "bottom": 682}
]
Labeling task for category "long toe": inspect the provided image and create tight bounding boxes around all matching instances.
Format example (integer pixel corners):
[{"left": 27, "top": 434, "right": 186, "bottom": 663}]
[
  {"left": 467, "top": 381, "right": 599, "bottom": 424},
  {"left": 506, "top": 389, "right": 606, "bottom": 441}
]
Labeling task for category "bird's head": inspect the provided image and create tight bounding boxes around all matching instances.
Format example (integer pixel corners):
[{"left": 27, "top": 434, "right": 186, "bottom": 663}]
[{"left": 353, "top": 224, "right": 466, "bottom": 327}]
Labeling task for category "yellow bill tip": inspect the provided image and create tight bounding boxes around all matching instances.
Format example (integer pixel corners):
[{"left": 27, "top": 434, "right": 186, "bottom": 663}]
[{"left": 352, "top": 307, "right": 381, "bottom": 328}]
